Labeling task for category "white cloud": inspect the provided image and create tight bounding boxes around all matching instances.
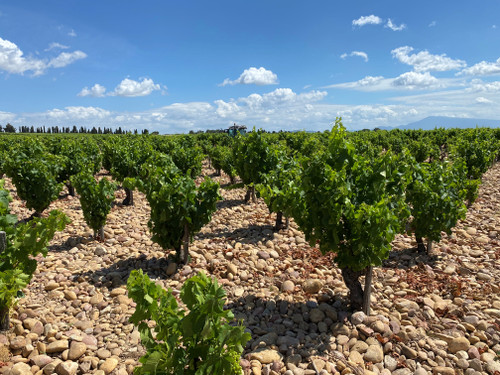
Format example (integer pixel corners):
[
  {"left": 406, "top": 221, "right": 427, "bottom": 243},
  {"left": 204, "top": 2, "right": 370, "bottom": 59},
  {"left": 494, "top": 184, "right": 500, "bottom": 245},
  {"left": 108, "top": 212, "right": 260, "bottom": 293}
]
[
  {"left": 392, "top": 71, "right": 439, "bottom": 89},
  {"left": 0, "top": 111, "right": 16, "bottom": 123},
  {"left": 324, "top": 72, "right": 459, "bottom": 92},
  {"left": 111, "top": 78, "right": 161, "bottom": 97},
  {"left": 78, "top": 84, "right": 107, "bottom": 97},
  {"left": 341, "top": 51, "right": 368, "bottom": 62},
  {"left": 467, "top": 79, "right": 500, "bottom": 92},
  {"left": 388, "top": 83, "right": 500, "bottom": 121},
  {"left": 0, "top": 37, "right": 47, "bottom": 76},
  {"left": 324, "top": 76, "right": 387, "bottom": 91},
  {"left": 352, "top": 15, "right": 406, "bottom": 32},
  {"left": 214, "top": 100, "right": 242, "bottom": 118},
  {"left": 68, "top": 29, "right": 77, "bottom": 37},
  {"left": 47, "top": 51, "right": 87, "bottom": 68},
  {"left": 44, "top": 42, "right": 69, "bottom": 52},
  {"left": 0, "top": 37, "right": 86, "bottom": 76},
  {"left": 78, "top": 78, "right": 163, "bottom": 98},
  {"left": 46, "top": 106, "right": 111, "bottom": 120},
  {"left": 391, "top": 46, "right": 466, "bottom": 72},
  {"left": 458, "top": 57, "right": 500, "bottom": 76},
  {"left": 429, "top": 21, "right": 437, "bottom": 27},
  {"left": 238, "top": 88, "right": 327, "bottom": 109},
  {"left": 9, "top": 84, "right": 500, "bottom": 133},
  {"left": 220, "top": 67, "right": 278, "bottom": 86},
  {"left": 357, "top": 76, "right": 385, "bottom": 86},
  {"left": 385, "top": 19, "right": 406, "bottom": 31},
  {"left": 475, "top": 97, "right": 493, "bottom": 104},
  {"left": 352, "top": 15, "right": 383, "bottom": 27}
]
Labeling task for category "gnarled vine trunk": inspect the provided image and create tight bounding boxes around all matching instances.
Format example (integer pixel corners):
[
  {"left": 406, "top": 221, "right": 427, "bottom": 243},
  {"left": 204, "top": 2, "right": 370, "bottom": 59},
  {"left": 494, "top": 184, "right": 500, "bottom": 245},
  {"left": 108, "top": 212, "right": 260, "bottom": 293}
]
[
  {"left": 94, "top": 227, "right": 105, "bottom": 240},
  {"left": 427, "top": 240, "right": 433, "bottom": 255},
  {"left": 180, "top": 224, "right": 190, "bottom": 264},
  {"left": 275, "top": 211, "right": 284, "bottom": 230},
  {"left": 341, "top": 267, "right": 364, "bottom": 311},
  {"left": 0, "top": 306, "right": 9, "bottom": 331},
  {"left": 341, "top": 266, "right": 373, "bottom": 313},
  {"left": 244, "top": 186, "right": 257, "bottom": 204},
  {"left": 123, "top": 187, "right": 134, "bottom": 206},
  {"left": 0, "top": 231, "right": 5, "bottom": 254},
  {"left": 67, "top": 183, "right": 75, "bottom": 197},
  {"left": 415, "top": 234, "right": 426, "bottom": 253},
  {"left": 363, "top": 266, "right": 373, "bottom": 315}
]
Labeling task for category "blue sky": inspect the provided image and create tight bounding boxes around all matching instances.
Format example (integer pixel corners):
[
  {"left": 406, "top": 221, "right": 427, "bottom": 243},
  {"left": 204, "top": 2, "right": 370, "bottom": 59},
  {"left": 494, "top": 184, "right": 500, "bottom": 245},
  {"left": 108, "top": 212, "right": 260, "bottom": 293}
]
[{"left": 1, "top": 1, "right": 500, "bottom": 133}]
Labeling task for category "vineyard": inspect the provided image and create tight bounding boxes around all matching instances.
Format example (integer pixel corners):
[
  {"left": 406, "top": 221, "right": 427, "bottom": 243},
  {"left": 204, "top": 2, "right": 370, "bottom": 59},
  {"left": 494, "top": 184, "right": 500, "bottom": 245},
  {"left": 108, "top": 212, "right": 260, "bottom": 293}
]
[{"left": 0, "top": 123, "right": 499, "bottom": 375}]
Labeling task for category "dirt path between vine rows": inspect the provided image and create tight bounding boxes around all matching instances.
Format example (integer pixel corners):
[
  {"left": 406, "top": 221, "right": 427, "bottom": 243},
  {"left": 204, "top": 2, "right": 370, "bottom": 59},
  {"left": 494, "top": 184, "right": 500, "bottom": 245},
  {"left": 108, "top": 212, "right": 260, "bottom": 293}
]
[{"left": 1, "top": 161, "right": 499, "bottom": 375}]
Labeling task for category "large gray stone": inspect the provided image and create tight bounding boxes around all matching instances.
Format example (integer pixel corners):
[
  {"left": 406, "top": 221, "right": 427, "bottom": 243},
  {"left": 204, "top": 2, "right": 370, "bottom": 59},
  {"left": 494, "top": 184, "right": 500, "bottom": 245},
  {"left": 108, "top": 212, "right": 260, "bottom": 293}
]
[
  {"left": 56, "top": 361, "right": 79, "bottom": 375},
  {"left": 10, "top": 363, "right": 32, "bottom": 375},
  {"left": 364, "top": 345, "right": 383, "bottom": 363}
]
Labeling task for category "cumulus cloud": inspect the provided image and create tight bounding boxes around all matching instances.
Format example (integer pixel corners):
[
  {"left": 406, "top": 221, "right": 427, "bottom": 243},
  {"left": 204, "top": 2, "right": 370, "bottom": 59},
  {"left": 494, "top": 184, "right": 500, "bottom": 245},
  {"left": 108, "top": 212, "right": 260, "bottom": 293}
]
[
  {"left": 238, "top": 88, "right": 327, "bottom": 108},
  {"left": 0, "top": 37, "right": 86, "bottom": 76},
  {"left": 341, "top": 51, "right": 368, "bottom": 62},
  {"left": 391, "top": 46, "right": 466, "bottom": 72},
  {"left": 78, "top": 78, "right": 163, "bottom": 98},
  {"left": 111, "top": 78, "right": 161, "bottom": 97},
  {"left": 352, "top": 15, "right": 383, "bottom": 27},
  {"left": 385, "top": 19, "right": 406, "bottom": 31},
  {"left": 458, "top": 57, "right": 500, "bottom": 76},
  {"left": 0, "top": 37, "right": 47, "bottom": 75},
  {"left": 356, "top": 76, "right": 385, "bottom": 86},
  {"left": 46, "top": 106, "right": 111, "bottom": 120},
  {"left": 11, "top": 81, "right": 500, "bottom": 133},
  {"left": 220, "top": 67, "right": 278, "bottom": 86},
  {"left": 78, "top": 84, "right": 107, "bottom": 97},
  {"left": 392, "top": 71, "right": 440, "bottom": 89},
  {"left": 214, "top": 100, "right": 242, "bottom": 118}
]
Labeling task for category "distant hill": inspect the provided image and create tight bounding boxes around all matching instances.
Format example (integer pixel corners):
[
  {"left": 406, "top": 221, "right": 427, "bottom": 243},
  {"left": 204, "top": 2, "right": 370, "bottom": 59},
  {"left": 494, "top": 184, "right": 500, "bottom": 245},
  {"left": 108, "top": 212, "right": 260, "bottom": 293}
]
[{"left": 379, "top": 116, "right": 500, "bottom": 131}]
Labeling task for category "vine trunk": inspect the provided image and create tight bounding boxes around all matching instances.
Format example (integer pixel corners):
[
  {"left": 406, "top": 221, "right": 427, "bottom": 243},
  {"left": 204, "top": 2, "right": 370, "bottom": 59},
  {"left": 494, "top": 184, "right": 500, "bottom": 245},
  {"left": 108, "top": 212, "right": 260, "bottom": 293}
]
[
  {"left": 123, "top": 187, "right": 134, "bottom": 206},
  {"left": 0, "top": 306, "right": 9, "bottom": 331}
]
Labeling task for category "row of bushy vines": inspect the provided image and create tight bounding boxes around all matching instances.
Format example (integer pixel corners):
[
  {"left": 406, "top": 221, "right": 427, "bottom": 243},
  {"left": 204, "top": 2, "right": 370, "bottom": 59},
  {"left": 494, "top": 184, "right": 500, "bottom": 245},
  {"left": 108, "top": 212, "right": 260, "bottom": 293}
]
[{"left": 0, "top": 125, "right": 499, "bottom": 373}]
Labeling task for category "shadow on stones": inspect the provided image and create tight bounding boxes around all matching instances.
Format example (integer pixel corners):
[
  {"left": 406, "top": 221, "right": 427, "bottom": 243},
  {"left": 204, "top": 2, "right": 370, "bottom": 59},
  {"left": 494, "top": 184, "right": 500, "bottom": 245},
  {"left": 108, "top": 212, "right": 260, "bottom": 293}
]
[
  {"left": 195, "top": 224, "right": 275, "bottom": 245},
  {"left": 383, "top": 247, "right": 438, "bottom": 270},
  {"left": 74, "top": 255, "right": 175, "bottom": 290},
  {"left": 225, "top": 292, "right": 367, "bottom": 373},
  {"left": 216, "top": 198, "right": 246, "bottom": 210},
  {"left": 48, "top": 235, "right": 91, "bottom": 253}
]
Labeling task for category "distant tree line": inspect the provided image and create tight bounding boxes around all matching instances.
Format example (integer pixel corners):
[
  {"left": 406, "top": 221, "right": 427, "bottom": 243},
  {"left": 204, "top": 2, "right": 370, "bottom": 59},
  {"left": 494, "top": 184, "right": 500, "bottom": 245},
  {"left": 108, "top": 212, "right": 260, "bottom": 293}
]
[{"left": 0, "top": 123, "right": 154, "bottom": 135}]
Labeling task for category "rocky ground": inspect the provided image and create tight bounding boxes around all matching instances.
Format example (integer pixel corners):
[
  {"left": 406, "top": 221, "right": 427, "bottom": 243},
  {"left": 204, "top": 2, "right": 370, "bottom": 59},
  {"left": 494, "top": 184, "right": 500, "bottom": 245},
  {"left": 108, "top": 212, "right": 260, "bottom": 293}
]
[{"left": 1, "top": 161, "right": 499, "bottom": 375}]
